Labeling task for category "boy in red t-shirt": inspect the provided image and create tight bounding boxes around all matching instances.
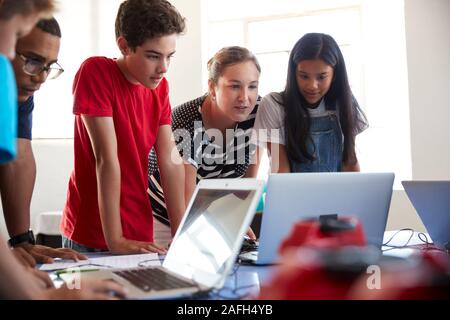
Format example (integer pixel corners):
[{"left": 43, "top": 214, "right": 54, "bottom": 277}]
[{"left": 61, "top": 0, "right": 186, "bottom": 254}]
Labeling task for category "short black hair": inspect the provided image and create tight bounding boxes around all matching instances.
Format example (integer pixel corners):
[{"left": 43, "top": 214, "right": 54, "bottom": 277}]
[
  {"left": 115, "top": 0, "right": 186, "bottom": 50},
  {"left": 36, "top": 17, "right": 61, "bottom": 38}
]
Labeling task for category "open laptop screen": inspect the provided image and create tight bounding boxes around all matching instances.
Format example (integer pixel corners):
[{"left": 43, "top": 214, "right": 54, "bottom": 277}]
[
  {"left": 402, "top": 180, "right": 450, "bottom": 248},
  {"left": 164, "top": 188, "right": 257, "bottom": 284}
]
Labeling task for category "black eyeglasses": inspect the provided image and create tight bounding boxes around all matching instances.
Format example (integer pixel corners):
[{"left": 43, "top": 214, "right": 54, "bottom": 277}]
[{"left": 17, "top": 52, "right": 64, "bottom": 80}]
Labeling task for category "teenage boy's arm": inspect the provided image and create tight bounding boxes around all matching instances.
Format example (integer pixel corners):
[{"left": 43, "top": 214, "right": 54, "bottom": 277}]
[
  {"left": 0, "top": 139, "right": 86, "bottom": 264},
  {"left": 81, "top": 115, "right": 166, "bottom": 254},
  {"left": 0, "top": 237, "right": 128, "bottom": 299},
  {"left": 0, "top": 238, "right": 42, "bottom": 299},
  {"left": 155, "top": 125, "right": 186, "bottom": 236},
  {"left": 0, "top": 140, "right": 35, "bottom": 238}
]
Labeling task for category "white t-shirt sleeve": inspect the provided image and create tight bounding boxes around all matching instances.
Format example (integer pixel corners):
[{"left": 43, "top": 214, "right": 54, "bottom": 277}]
[{"left": 252, "top": 93, "right": 286, "bottom": 146}]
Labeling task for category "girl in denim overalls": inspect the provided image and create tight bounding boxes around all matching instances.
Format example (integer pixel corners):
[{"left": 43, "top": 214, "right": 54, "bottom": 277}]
[{"left": 254, "top": 33, "right": 368, "bottom": 173}]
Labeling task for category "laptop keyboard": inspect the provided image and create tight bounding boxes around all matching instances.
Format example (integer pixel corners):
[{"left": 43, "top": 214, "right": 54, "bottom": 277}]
[{"left": 113, "top": 268, "right": 195, "bottom": 292}]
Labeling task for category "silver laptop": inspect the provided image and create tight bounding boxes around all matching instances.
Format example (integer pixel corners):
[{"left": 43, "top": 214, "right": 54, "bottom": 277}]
[
  {"left": 402, "top": 180, "right": 450, "bottom": 249},
  {"left": 240, "top": 172, "right": 395, "bottom": 265},
  {"left": 77, "top": 178, "right": 264, "bottom": 299}
]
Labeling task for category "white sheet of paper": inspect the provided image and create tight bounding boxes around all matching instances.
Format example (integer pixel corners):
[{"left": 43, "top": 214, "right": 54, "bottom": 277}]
[{"left": 39, "top": 253, "right": 161, "bottom": 271}]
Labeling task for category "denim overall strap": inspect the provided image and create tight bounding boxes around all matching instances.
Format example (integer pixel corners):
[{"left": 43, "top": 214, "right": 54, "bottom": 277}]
[{"left": 289, "top": 111, "right": 343, "bottom": 172}]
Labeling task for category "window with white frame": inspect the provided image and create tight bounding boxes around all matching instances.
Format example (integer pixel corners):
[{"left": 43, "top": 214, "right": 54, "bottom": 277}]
[
  {"left": 30, "top": 0, "right": 411, "bottom": 188},
  {"left": 204, "top": 0, "right": 412, "bottom": 188}
]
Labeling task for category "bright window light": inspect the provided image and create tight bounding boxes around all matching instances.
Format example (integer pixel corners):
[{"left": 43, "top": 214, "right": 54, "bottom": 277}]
[{"left": 204, "top": 0, "right": 411, "bottom": 188}]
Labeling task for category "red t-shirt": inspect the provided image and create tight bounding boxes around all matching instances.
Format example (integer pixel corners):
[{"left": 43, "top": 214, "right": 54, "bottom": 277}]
[{"left": 61, "top": 57, "right": 171, "bottom": 249}]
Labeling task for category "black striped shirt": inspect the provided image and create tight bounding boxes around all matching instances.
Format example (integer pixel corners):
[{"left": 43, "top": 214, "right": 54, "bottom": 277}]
[{"left": 148, "top": 94, "right": 260, "bottom": 226}]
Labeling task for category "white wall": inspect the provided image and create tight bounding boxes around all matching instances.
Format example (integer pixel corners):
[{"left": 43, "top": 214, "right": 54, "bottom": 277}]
[
  {"left": 405, "top": 0, "right": 450, "bottom": 179},
  {"left": 1, "top": 0, "right": 449, "bottom": 237},
  {"left": 385, "top": 0, "right": 450, "bottom": 232},
  {"left": 165, "top": 0, "right": 204, "bottom": 106}
]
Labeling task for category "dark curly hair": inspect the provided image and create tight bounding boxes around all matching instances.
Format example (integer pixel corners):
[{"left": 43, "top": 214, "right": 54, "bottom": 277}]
[
  {"left": 115, "top": 0, "right": 186, "bottom": 50},
  {"left": 36, "top": 17, "right": 61, "bottom": 38}
]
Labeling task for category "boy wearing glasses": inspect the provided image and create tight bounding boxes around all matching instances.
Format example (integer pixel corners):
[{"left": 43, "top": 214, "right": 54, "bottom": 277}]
[
  {"left": 0, "top": 0, "right": 127, "bottom": 300},
  {"left": 0, "top": 17, "right": 86, "bottom": 265}
]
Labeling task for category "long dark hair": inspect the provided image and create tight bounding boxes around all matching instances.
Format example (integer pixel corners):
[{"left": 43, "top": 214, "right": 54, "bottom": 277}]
[{"left": 280, "top": 33, "right": 367, "bottom": 165}]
